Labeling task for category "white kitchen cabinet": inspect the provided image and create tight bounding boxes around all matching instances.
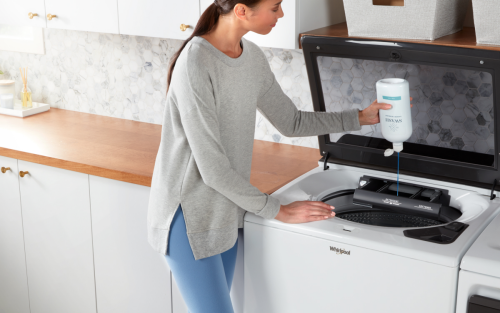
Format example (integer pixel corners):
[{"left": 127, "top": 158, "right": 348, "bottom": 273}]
[
  {"left": 18, "top": 160, "right": 96, "bottom": 313},
  {"left": 2, "top": 153, "right": 242, "bottom": 313},
  {"left": 0, "top": 156, "right": 30, "bottom": 313},
  {"left": 89, "top": 175, "right": 172, "bottom": 313},
  {"left": 200, "top": 0, "right": 346, "bottom": 49},
  {"left": 0, "top": 0, "right": 46, "bottom": 28},
  {"left": 44, "top": 0, "right": 119, "bottom": 34},
  {"left": 118, "top": 0, "right": 199, "bottom": 39}
]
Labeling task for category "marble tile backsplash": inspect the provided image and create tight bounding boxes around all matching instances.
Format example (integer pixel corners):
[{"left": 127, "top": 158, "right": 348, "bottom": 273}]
[{"left": 0, "top": 28, "right": 319, "bottom": 149}]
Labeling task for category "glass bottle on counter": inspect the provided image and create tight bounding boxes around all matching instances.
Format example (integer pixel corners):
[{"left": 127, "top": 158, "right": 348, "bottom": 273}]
[{"left": 21, "top": 86, "right": 32, "bottom": 109}]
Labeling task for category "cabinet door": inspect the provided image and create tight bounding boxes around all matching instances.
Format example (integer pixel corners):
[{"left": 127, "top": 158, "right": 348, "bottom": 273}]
[
  {"left": 0, "top": 0, "right": 46, "bottom": 27},
  {"left": 18, "top": 160, "right": 96, "bottom": 313},
  {"left": 44, "top": 0, "right": 118, "bottom": 33},
  {"left": 89, "top": 175, "right": 172, "bottom": 313},
  {"left": 118, "top": 0, "right": 199, "bottom": 39},
  {"left": 0, "top": 156, "right": 30, "bottom": 313}
]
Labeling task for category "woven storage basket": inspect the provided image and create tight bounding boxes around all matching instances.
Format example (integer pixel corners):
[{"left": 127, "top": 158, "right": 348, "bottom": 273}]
[
  {"left": 472, "top": 0, "right": 500, "bottom": 45},
  {"left": 343, "top": 0, "right": 469, "bottom": 41}
]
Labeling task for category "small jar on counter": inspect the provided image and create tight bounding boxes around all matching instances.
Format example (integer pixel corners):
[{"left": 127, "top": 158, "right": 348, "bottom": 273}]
[{"left": 0, "top": 80, "right": 15, "bottom": 109}]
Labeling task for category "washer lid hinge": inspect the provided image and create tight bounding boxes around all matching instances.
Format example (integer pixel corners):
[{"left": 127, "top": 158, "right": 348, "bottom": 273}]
[
  {"left": 490, "top": 179, "right": 497, "bottom": 200},
  {"left": 323, "top": 152, "right": 330, "bottom": 171}
]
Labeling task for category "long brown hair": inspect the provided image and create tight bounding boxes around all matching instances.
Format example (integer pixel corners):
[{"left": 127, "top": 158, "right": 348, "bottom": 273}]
[{"left": 166, "top": 0, "right": 263, "bottom": 93}]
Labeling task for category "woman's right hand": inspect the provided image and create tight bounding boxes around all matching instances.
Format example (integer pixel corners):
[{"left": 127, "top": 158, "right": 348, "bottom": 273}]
[{"left": 274, "top": 201, "right": 335, "bottom": 224}]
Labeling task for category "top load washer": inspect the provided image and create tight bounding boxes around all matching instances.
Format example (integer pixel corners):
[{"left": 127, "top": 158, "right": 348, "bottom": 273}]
[
  {"left": 456, "top": 209, "right": 500, "bottom": 313},
  {"left": 243, "top": 35, "right": 500, "bottom": 313}
]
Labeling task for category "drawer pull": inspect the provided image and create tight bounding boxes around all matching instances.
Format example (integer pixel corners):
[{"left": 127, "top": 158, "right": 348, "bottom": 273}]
[
  {"left": 180, "top": 24, "right": 191, "bottom": 31},
  {"left": 19, "top": 171, "right": 30, "bottom": 177},
  {"left": 1, "top": 167, "right": 11, "bottom": 173},
  {"left": 47, "top": 14, "right": 57, "bottom": 20},
  {"left": 28, "top": 12, "right": 38, "bottom": 19}
]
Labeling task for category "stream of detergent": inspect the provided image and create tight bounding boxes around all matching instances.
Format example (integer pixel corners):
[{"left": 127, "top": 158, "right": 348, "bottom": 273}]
[{"left": 397, "top": 152, "right": 400, "bottom": 196}]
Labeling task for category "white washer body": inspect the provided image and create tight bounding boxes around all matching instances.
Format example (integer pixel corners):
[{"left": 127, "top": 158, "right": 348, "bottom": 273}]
[
  {"left": 456, "top": 211, "right": 500, "bottom": 312},
  {"left": 243, "top": 163, "right": 500, "bottom": 313}
]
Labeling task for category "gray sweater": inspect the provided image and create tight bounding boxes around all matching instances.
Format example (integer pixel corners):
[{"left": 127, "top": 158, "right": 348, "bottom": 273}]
[{"left": 147, "top": 36, "right": 361, "bottom": 260}]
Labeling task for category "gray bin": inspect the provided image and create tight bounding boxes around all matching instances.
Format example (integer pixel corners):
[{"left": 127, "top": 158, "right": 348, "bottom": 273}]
[
  {"left": 343, "top": 0, "right": 469, "bottom": 41},
  {"left": 472, "top": 0, "right": 500, "bottom": 45}
]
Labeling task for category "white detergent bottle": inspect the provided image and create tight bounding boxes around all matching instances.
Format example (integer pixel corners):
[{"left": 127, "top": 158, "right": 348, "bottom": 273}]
[{"left": 376, "top": 78, "right": 412, "bottom": 157}]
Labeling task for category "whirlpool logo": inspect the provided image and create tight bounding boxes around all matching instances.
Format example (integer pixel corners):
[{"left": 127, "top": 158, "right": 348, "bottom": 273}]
[{"left": 330, "top": 246, "right": 351, "bottom": 255}]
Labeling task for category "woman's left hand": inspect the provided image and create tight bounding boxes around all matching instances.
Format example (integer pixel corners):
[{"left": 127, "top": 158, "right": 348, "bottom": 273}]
[{"left": 358, "top": 97, "right": 413, "bottom": 126}]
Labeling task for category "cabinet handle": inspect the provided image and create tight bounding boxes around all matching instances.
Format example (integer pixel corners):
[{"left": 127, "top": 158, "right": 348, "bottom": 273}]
[
  {"left": 28, "top": 12, "right": 38, "bottom": 19},
  {"left": 1, "top": 167, "right": 11, "bottom": 173},
  {"left": 47, "top": 14, "right": 57, "bottom": 20},
  {"left": 180, "top": 24, "right": 191, "bottom": 31},
  {"left": 19, "top": 171, "right": 29, "bottom": 177}
]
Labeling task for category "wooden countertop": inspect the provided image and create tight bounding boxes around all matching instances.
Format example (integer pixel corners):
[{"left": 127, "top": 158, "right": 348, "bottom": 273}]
[
  {"left": 299, "top": 22, "right": 500, "bottom": 52},
  {"left": 0, "top": 108, "right": 321, "bottom": 194}
]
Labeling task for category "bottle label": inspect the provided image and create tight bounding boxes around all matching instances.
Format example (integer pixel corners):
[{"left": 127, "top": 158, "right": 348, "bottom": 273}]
[
  {"left": 382, "top": 96, "right": 402, "bottom": 132},
  {"left": 383, "top": 96, "right": 401, "bottom": 100},
  {"left": 384, "top": 113, "right": 403, "bottom": 123},
  {"left": 384, "top": 114, "right": 403, "bottom": 132}
]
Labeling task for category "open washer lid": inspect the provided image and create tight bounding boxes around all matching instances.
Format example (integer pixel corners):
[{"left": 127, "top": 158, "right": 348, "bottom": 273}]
[{"left": 301, "top": 35, "right": 500, "bottom": 192}]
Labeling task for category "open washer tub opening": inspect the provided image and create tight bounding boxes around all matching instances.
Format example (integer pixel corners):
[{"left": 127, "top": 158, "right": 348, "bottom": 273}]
[{"left": 320, "top": 176, "right": 463, "bottom": 228}]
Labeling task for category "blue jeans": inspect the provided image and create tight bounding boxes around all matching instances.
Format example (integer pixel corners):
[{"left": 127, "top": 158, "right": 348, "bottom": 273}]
[{"left": 165, "top": 204, "right": 238, "bottom": 313}]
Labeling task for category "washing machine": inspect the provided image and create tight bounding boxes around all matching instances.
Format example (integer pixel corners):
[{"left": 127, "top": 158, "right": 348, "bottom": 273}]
[
  {"left": 243, "top": 36, "right": 500, "bottom": 313},
  {"left": 244, "top": 164, "right": 500, "bottom": 313},
  {"left": 456, "top": 209, "right": 500, "bottom": 313}
]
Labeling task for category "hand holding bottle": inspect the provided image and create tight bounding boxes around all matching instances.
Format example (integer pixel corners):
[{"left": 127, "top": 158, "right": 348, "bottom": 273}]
[{"left": 358, "top": 97, "right": 413, "bottom": 126}]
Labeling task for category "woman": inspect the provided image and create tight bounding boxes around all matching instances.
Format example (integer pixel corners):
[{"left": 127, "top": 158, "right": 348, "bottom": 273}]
[{"left": 146, "top": 0, "right": 397, "bottom": 312}]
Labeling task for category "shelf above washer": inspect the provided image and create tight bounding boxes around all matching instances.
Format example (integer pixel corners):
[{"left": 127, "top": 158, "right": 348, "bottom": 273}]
[{"left": 299, "top": 22, "right": 500, "bottom": 52}]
